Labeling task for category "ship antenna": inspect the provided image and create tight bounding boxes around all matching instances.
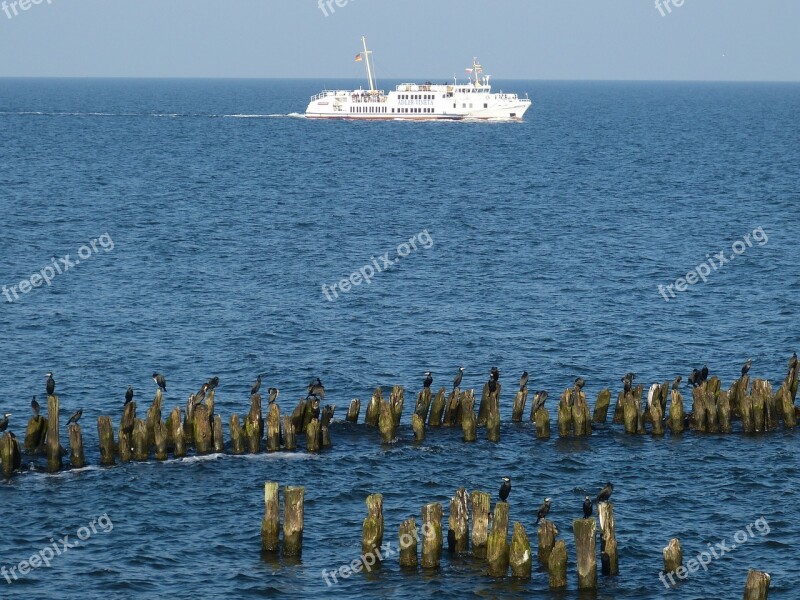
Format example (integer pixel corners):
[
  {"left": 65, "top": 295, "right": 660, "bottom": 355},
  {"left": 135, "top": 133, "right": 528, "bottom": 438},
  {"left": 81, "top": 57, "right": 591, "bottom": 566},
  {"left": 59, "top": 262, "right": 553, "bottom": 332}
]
[{"left": 361, "top": 35, "right": 376, "bottom": 93}]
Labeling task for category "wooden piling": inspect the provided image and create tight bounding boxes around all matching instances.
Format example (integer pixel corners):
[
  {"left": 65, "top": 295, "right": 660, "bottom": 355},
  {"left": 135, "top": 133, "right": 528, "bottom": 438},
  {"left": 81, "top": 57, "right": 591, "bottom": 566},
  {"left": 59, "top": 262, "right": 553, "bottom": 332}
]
[
  {"left": 486, "top": 400, "right": 500, "bottom": 443},
  {"left": 266, "top": 403, "right": 281, "bottom": 452},
  {"left": 390, "top": 385, "right": 404, "bottom": 428},
  {"left": 212, "top": 414, "right": 224, "bottom": 453},
  {"left": 46, "top": 395, "right": 61, "bottom": 473},
  {"left": 778, "top": 383, "right": 796, "bottom": 428},
  {"left": 282, "top": 486, "right": 304, "bottom": 557},
  {"left": 598, "top": 501, "right": 618, "bottom": 576},
  {"left": 306, "top": 419, "right": 321, "bottom": 452},
  {"left": 146, "top": 389, "right": 162, "bottom": 448},
  {"left": 346, "top": 398, "right": 361, "bottom": 424},
  {"left": 718, "top": 390, "right": 733, "bottom": 433},
  {"left": 290, "top": 397, "right": 305, "bottom": 433},
  {"left": 428, "top": 387, "right": 446, "bottom": 427},
  {"left": 320, "top": 404, "right": 335, "bottom": 428},
  {"left": 538, "top": 518, "right": 558, "bottom": 565},
  {"left": 378, "top": 400, "right": 395, "bottom": 444},
  {"left": 97, "top": 416, "right": 115, "bottom": 466},
  {"left": 412, "top": 414, "right": 425, "bottom": 441},
  {"left": 118, "top": 431, "right": 131, "bottom": 463},
  {"left": 443, "top": 388, "right": 461, "bottom": 427},
  {"left": 548, "top": 540, "right": 567, "bottom": 589},
  {"left": 592, "top": 388, "right": 612, "bottom": 423},
  {"left": 470, "top": 491, "right": 490, "bottom": 558},
  {"left": 572, "top": 388, "right": 591, "bottom": 436},
  {"left": 154, "top": 421, "right": 168, "bottom": 460},
  {"left": 301, "top": 397, "right": 316, "bottom": 434},
  {"left": 650, "top": 393, "right": 664, "bottom": 435},
  {"left": 24, "top": 415, "right": 47, "bottom": 451},
  {"left": 194, "top": 405, "right": 212, "bottom": 454},
  {"left": 261, "top": 481, "right": 279, "bottom": 552},
  {"left": 228, "top": 414, "right": 243, "bottom": 454},
  {"left": 132, "top": 418, "right": 149, "bottom": 461},
  {"left": 612, "top": 391, "right": 625, "bottom": 424},
  {"left": 362, "top": 494, "right": 384, "bottom": 558},
  {"left": 246, "top": 395, "right": 263, "bottom": 453},
  {"left": 184, "top": 396, "right": 196, "bottom": 446},
  {"left": 399, "top": 517, "right": 418, "bottom": 568},
  {"left": 487, "top": 501, "right": 510, "bottom": 577},
  {"left": 535, "top": 406, "right": 551, "bottom": 440},
  {"left": 282, "top": 416, "right": 296, "bottom": 451},
  {"left": 415, "top": 388, "right": 432, "bottom": 422},
  {"left": 668, "top": 389, "right": 685, "bottom": 433},
  {"left": 663, "top": 538, "right": 682, "bottom": 574},
  {"left": 0, "top": 432, "right": 21, "bottom": 477},
  {"left": 509, "top": 522, "right": 532, "bottom": 579},
  {"left": 573, "top": 518, "right": 597, "bottom": 590},
  {"left": 420, "top": 502, "right": 443, "bottom": 568},
  {"left": 462, "top": 407, "right": 477, "bottom": 442},
  {"left": 447, "top": 487, "right": 469, "bottom": 553},
  {"left": 170, "top": 408, "right": 186, "bottom": 458},
  {"left": 511, "top": 389, "right": 528, "bottom": 422},
  {"left": 558, "top": 389, "right": 572, "bottom": 437},
  {"left": 743, "top": 569, "right": 770, "bottom": 600},
  {"left": 120, "top": 400, "right": 136, "bottom": 438},
  {"left": 365, "top": 387, "right": 382, "bottom": 427},
  {"left": 477, "top": 383, "right": 491, "bottom": 426},
  {"left": 321, "top": 425, "right": 331, "bottom": 449}
]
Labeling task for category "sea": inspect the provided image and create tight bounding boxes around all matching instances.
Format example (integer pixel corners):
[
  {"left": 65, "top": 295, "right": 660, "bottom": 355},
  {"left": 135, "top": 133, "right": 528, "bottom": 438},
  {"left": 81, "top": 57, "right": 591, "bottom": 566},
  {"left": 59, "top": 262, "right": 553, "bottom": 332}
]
[{"left": 0, "top": 78, "right": 798, "bottom": 599}]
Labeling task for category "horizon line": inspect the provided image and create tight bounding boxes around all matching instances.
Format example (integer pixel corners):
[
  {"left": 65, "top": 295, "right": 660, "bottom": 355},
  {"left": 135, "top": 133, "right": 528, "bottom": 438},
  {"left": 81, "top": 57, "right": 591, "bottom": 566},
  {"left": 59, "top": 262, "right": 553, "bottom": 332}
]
[{"left": 0, "top": 76, "right": 798, "bottom": 83}]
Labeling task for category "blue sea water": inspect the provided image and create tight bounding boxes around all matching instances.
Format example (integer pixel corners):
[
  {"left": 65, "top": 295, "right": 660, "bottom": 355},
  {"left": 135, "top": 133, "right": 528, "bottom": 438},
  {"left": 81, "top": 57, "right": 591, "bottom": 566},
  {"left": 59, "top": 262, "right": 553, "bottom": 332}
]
[{"left": 0, "top": 78, "right": 799, "bottom": 599}]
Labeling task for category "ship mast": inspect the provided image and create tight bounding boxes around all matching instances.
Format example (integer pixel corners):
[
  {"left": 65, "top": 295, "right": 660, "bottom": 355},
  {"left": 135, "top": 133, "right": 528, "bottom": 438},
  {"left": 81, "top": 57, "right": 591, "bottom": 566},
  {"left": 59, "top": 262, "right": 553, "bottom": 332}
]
[{"left": 361, "top": 35, "right": 376, "bottom": 93}]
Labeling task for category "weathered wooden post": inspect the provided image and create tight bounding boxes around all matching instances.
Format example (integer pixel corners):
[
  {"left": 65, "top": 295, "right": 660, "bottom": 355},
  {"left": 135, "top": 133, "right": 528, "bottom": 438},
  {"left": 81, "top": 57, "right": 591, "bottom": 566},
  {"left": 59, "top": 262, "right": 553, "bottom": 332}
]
[
  {"left": 283, "top": 486, "right": 304, "bottom": 556},
  {"left": 362, "top": 494, "right": 384, "bottom": 559},
  {"left": 118, "top": 430, "right": 132, "bottom": 463},
  {"left": 245, "top": 395, "right": 263, "bottom": 453},
  {"left": 290, "top": 397, "right": 305, "bottom": 433},
  {"left": 486, "top": 394, "right": 501, "bottom": 442},
  {"left": 471, "top": 490, "right": 490, "bottom": 558},
  {"left": 193, "top": 405, "right": 212, "bottom": 454},
  {"left": 706, "top": 378, "right": 721, "bottom": 433},
  {"left": 572, "top": 387, "right": 591, "bottom": 436},
  {"left": 718, "top": 390, "right": 733, "bottom": 433},
  {"left": 778, "top": 383, "right": 796, "bottom": 429},
  {"left": 612, "top": 390, "right": 625, "bottom": 424},
  {"left": 378, "top": 400, "right": 395, "bottom": 443},
  {"left": 447, "top": 487, "right": 469, "bottom": 553},
  {"left": 154, "top": 421, "right": 168, "bottom": 460},
  {"left": 511, "top": 389, "right": 528, "bottom": 423},
  {"left": 261, "top": 481, "right": 279, "bottom": 552},
  {"left": 443, "top": 388, "right": 461, "bottom": 427},
  {"left": 24, "top": 413, "right": 47, "bottom": 451},
  {"left": 477, "top": 382, "right": 491, "bottom": 426},
  {"left": 538, "top": 518, "right": 558, "bottom": 565},
  {"left": 412, "top": 414, "right": 425, "bottom": 441},
  {"left": 0, "top": 432, "right": 21, "bottom": 477},
  {"left": 535, "top": 404, "right": 551, "bottom": 440},
  {"left": 97, "top": 416, "right": 115, "bottom": 466},
  {"left": 509, "top": 523, "right": 532, "bottom": 578},
  {"left": 487, "top": 501, "right": 510, "bottom": 577},
  {"left": 663, "top": 538, "right": 682, "bottom": 574},
  {"left": 428, "top": 388, "right": 446, "bottom": 427},
  {"left": 669, "top": 389, "right": 685, "bottom": 433},
  {"left": 691, "top": 386, "right": 707, "bottom": 433},
  {"left": 168, "top": 407, "right": 186, "bottom": 458},
  {"left": 592, "top": 388, "right": 612, "bottom": 423},
  {"left": 650, "top": 396, "right": 664, "bottom": 435},
  {"left": 282, "top": 416, "right": 296, "bottom": 451},
  {"left": 573, "top": 517, "right": 597, "bottom": 590},
  {"left": 183, "top": 396, "right": 195, "bottom": 446},
  {"left": 421, "top": 502, "right": 443, "bottom": 568},
  {"left": 462, "top": 407, "right": 477, "bottom": 442},
  {"left": 346, "top": 398, "right": 361, "bottom": 424},
  {"left": 321, "top": 425, "right": 331, "bottom": 449},
  {"left": 598, "top": 501, "right": 618, "bottom": 576},
  {"left": 743, "top": 569, "right": 770, "bottom": 600},
  {"left": 46, "top": 395, "right": 61, "bottom": 473},
  {"left": 548, "top": 540, "right": 567, "bottom": 589},
  {"left": 229, "top": 414, "right": 244, "bottom": 454},
  {"left": 132, "top": 418, "right": 149, "bottom": 461},
  {"left": 623, "top": 388, "right": 639, "bottom": 434},
  {"left": 119, "top": 400, "right": 136, "bottom": 436},
  {"left": 146, "top": 389, "right": 162, "bottom": 448},
  {"left": 390, "top": 385, "right": 404, "bottom": 428},
  {"left": 399, "top": 517, "right": 418, "bottom": 568},
  {"left": 365, "top": 387, "right": 382, "bottom": 427},
  {"left": 306, "top": 419, "right": 321, "bottom": 452},
  {"left": 320, "top": 404, "right": 335, "bottom": 428},
  {"left": 212, "top": 415, "right": 224, "bottom": 453},
  {"left": 415, "top": 388, "right": 432, "bottom": 422},
  {"left": 558, "top": 389, "right": 572, "bottom": 437},
  {"left": 266, "top": 403, "right": 281, "bottom": 452}
]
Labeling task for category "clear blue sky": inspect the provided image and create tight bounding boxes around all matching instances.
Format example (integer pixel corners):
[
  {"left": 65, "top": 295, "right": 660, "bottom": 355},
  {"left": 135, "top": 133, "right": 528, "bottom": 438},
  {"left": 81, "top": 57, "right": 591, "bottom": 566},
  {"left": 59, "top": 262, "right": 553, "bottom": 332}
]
[{"left": 0, "top": 0, "right": 797, "bottom": 80}]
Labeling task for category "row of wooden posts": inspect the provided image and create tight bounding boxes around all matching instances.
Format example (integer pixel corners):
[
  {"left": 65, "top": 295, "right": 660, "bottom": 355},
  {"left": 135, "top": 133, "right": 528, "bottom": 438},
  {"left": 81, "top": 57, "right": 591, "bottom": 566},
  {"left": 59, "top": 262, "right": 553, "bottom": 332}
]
[{"left": 257, "top": 483, "right": 770, "bottom": 598}]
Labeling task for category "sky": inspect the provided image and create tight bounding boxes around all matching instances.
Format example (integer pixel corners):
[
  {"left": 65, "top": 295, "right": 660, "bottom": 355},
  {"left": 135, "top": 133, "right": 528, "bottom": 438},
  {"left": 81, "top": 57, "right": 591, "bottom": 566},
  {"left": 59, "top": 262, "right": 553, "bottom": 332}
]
[{"left": 0, "top": 0, "right": 798, "bottom": 80}]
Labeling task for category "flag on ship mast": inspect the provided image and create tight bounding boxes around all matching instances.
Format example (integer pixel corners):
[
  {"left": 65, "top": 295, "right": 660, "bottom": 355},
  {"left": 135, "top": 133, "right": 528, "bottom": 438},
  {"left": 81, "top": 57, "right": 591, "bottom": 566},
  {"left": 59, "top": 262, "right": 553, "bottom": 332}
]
[
  {"left": 355, "top": 53, "right": 363, "bottom": 62},
  {"left": 465, "top": 68, "right": 473, "bottom": 74}
]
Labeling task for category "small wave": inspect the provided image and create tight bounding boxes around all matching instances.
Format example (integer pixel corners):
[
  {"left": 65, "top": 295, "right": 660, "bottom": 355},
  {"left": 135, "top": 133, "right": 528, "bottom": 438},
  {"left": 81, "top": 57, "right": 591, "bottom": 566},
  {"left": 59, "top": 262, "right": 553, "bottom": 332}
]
[{"left": 178, "top": 453, "right": 224, "bottom": 463}]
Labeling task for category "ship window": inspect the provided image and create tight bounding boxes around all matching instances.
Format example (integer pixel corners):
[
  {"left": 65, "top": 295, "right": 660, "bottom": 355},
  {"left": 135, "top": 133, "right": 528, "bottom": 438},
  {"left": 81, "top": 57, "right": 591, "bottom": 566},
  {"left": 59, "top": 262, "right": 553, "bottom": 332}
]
[{"left": 484, "top": 103, "right": 488, "bottom": 109}]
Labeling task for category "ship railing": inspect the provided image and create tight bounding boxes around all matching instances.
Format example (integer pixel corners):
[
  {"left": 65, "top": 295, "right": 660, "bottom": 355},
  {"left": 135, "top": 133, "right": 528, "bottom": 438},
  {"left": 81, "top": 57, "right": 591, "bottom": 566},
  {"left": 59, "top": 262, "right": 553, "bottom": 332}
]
[{"left": 310, "top": 90, "right": 351, "bottom": 101}]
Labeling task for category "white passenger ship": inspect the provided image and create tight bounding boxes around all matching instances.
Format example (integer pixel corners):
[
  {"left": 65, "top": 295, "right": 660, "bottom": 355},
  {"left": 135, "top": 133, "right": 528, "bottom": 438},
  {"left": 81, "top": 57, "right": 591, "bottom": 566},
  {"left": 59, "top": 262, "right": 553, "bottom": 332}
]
[{"left": 305, "top": 37, "right": 532, "bottom": 121}]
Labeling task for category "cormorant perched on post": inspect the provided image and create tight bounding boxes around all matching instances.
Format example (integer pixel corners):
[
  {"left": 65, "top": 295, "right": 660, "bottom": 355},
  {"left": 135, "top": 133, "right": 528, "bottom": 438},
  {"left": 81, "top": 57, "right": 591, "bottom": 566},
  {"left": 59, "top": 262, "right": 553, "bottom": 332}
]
[
  {"left": 207, "top": 376, "right": 220, "bottom": 390},
  {"left": 308, "top": 378, "right": 325, "bottom": 399},
  {"left": 423, "top": 372, "right": 433, "bottom": 389},
  {"left": 195, "top": 382, "right": 209, "bottom": 403},
  {"left": 453, "top": 367, "right": 464, "bottom": 390},
  {"left": 490, "top": 367, "right": 500, "bottom": 382},
  {"left": 688, "top": 369, "right": 700, "bottom": 388},
  {"left": 700, "top": 364, "right": 709, "bottom": 383},
  {"left": 672, "top": 375, "right": 682, "bottom": 391},
  {"left": 268, "top": 388, "right": 279, "bottom": 404},
  {"left": 152, "top": 373, "right": 167, "bottom": 392},
  {"left": 0, "top": 413, "right": 10, "bottom": 432},
  {"left": 583, "top": 496, "right": 593, "bottom": 518},
  {"left": 488, "top": 374, "right": 498, "bottom": 394},
  {"left": 519, "top": 371, "right": 528, "bottom": 391},
  {"left": 575, "top": 377, "right": 585, "bottom": 391},
  {"left": 623, "top": 372, "right": 636, "bottom": 384},
  {"left": 790, "top": 352, "right": 798, "bottom": 369},
  {"left": 46, "top": 372, "right": 55, "bottom": 396},
  {"left": 66, "top": 408, "right": 83, "bottom": 426},
  {"left": 31, "top": 396, "right": 40, "bottom": 417},
  {"left": 597, "top": 482, "right": 614, "bottom": 502},
  {"left": 499, "top": 476, "right": 511, "bottom": 501},
  {"left": 742, "top": 359, "right": 752, "bottom": 377},
  {"left": 535, "top": 498, "right": 551, "bottom": 524},
  {"left": 531, "top": 391, "right": 549, "bottom": 415},
  {"left": 251, "top": 375, "right": 262, "bottom": 396},
  {"left": 622, "top": 373, "right": 634, "bottom": 394},
  {"left": 125, "top": 386, "right": 134, "bottom": 405}
]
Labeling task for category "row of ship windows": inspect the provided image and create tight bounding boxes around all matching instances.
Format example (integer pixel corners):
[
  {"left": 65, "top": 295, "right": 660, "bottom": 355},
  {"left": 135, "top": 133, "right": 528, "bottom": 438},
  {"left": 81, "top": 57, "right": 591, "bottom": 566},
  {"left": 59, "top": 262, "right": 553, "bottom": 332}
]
[
  {"left": 398, "top": 94, "right": 438, "bottom": 100},
  {"left": 349, "top": 107, "right": 437, "bottom": 114}
]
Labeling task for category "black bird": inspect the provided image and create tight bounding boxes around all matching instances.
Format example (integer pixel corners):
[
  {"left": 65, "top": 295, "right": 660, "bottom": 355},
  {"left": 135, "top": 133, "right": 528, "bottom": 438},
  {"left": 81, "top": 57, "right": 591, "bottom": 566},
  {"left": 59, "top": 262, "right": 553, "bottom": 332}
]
[
  {"left": 688, "top": 369, "right": 701, "bottom": 388},
  {"left": 125, "top": 386, "right": 134, "bottom": 405},
  {"left": 583, "top": 496, "right": 593, "bottom": 518},
  {"left": 488, "top": 377, "right": 498, "bottom": 394},
  {"left": 490, "top": 367, "right": 500, "bottom": 382},
  {"left": 700, "top": 364, "right": 709, "bottom": 383},
  {"left": 597, "top": 482, "right": 614, "bottom": 502},
  {"left": 207, "top": 376, "right": 220, "bottom": 390},
  {"left": 519, "top": 371, "right": 528, "bottom": 391},
  {"left": 311, "top": 398, "right": 321, "bottom": 421},
  {"left": 195, "top": 382, "right": 209, "bottom": 403},
  {"left": 453, "top": 367, "right": 464, "bottom": 390},
  {"left": 623, "top": 372, "right": 636, "bottom": 384},
  {"left": 0, "top": 413, "right": 10, "bottom": 432},
  {"left": 671, "top": 375, "right": 682, "bottom": 391},
  {"left": 531, "top": 390, "right": 549, "bottom": 415},
  {"left": 535, "top": 498, "right": 551, "bottom": 525},
  {"left": 152, "top": 373, "right": 167, "bottom": 392},
  {"left": 31, "top": 396, "right": 40, "bottom": 417},
  {"left": 308, "top": 378, "right": 325, "bottom": 399},
  {"left": 267, "top": 387, "right": 279, "bottom": 404},
  {"left": 66, "top": 408, "right": 83, "bottom": 426},
  {"left": 574, "top": 377, "right": 586, "bottom": 391},
  {"left": 423, "top": 371, "right": 433, "bottom": 389},
  {"left": 251, "top": 375, "right": 262, "bottom": 396},
  {"left": 742, "top": 358, "right": 752, "bottom": 377},
  {"left": 499, "top": 476, "right": 511, "bottom": 501},
  {"left": 46, "top": 372, "right": 55, "bottom": 396},
  {"left": 790, "top": 352, "right": 798, "bottom": 369}
]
